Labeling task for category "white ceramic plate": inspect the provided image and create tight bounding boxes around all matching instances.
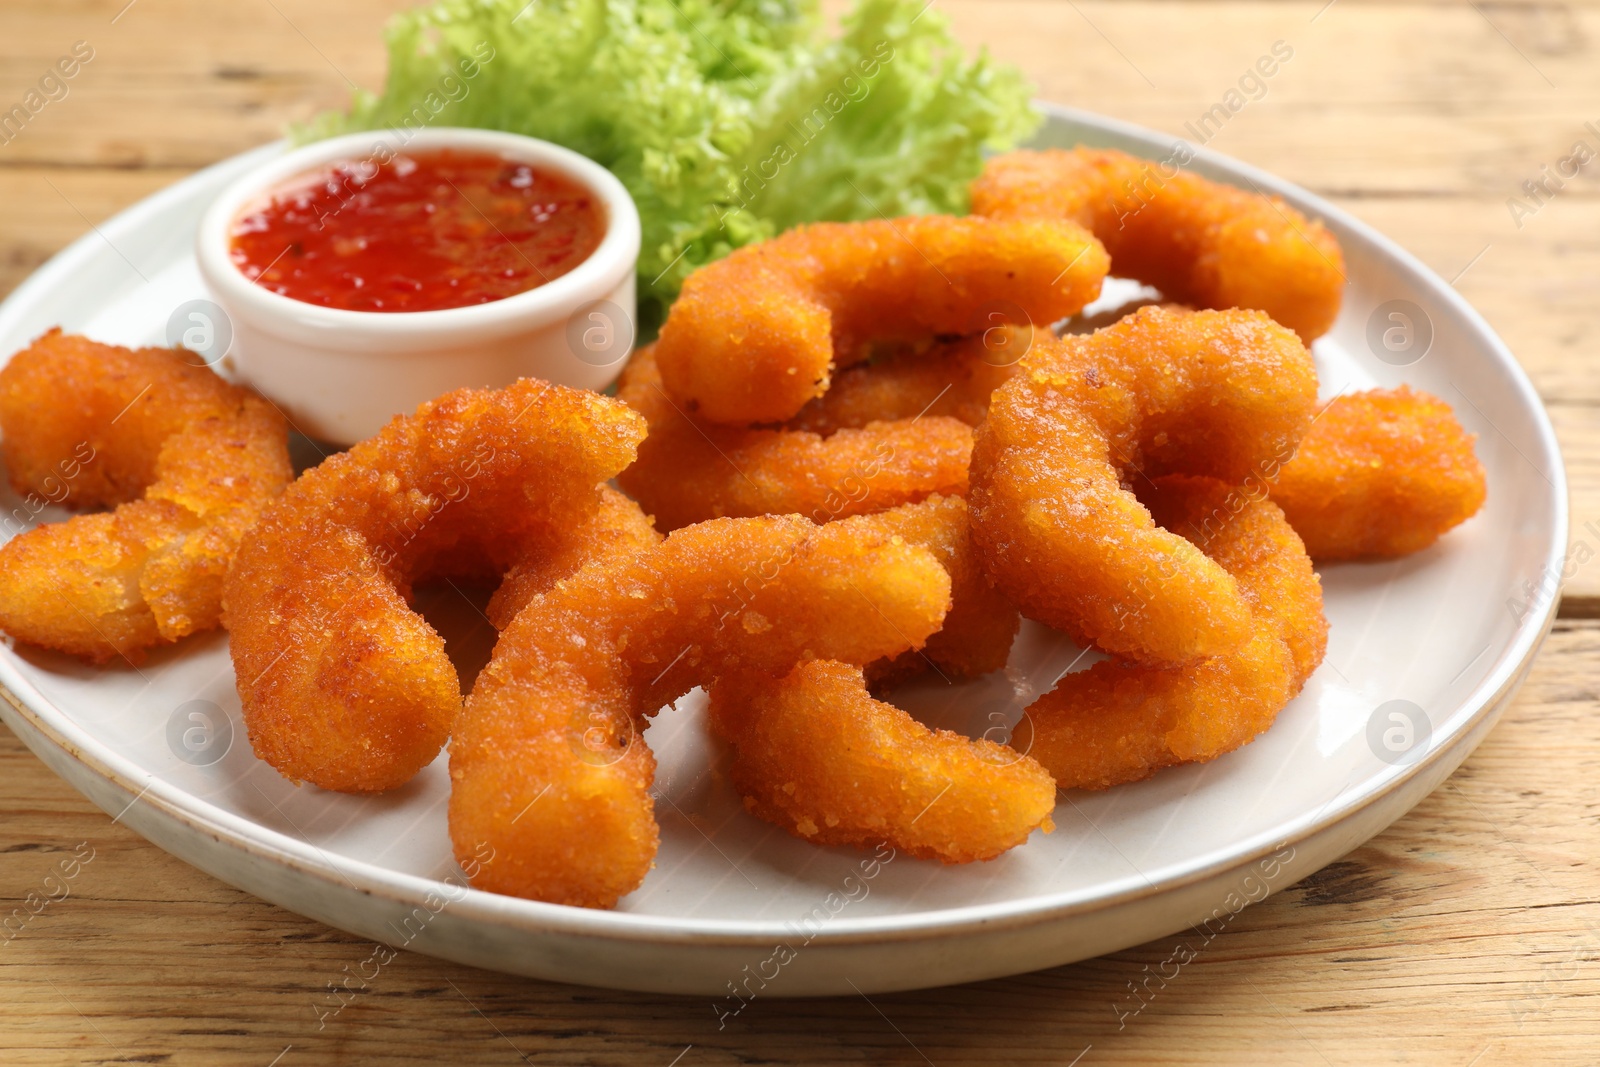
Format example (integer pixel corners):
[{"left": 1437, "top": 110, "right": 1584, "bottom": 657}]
[{"left": 0, "top": 106, "right": 1566, "bottom": 995}]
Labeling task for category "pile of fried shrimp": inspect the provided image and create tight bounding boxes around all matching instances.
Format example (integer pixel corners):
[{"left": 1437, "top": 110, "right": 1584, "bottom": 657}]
[{"left": 0, "top": 147, "right": 1488, "bottom": 911}]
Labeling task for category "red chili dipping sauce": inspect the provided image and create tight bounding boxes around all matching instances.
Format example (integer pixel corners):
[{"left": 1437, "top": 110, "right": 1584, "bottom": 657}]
[{"left": 229, "top": 149, "right": 606, "bottom": 312}]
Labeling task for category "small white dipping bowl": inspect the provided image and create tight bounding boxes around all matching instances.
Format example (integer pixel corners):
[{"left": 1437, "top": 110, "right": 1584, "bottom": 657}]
[{"left": 196, "top": 127, "right": 640, "bottom": 445}]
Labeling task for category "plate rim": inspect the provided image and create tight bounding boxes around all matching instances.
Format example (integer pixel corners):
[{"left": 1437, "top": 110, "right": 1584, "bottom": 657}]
[{"left": 0, "top": 102, "right": 1570, "bottom": 951}]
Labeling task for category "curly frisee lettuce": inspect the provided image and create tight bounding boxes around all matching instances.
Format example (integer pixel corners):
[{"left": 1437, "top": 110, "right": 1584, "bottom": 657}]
[{"left": 296, "top": 0, "right": 1040, "bottom": 321}]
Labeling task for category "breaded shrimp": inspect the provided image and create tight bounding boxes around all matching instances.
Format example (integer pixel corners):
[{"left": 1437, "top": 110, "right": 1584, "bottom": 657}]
[
  {"left": 0, "top": 330, "right": 290, "bottom": 663},
  {"left": 225, "top": 379, "right": 648, "bottom": 794},
  {"left": 616, "top": 343, "right": 972, "bottom": 532},
  {"left": 1023, "top": 476, "right": 1327, "bottom": 789},
  {"left": 708, "top": 660, "right": 1055, "bottom": 863},
  {"left": 786, "top": 332, "right": 1024, "bottom": 435},
  {"left": 485, "top": 485, "right": 660, "bottom": 629},
  {"left": 699, "top": 500, "right": 1031, "bottom": 863},
  {"left": 449, "top": 515, "right": 951, "bottom": 908},
  {"left": 1271, "top": 386, "right": 1486, "bottom": 560},
  {"left": 968, "top": 305, "right": 1319, "bottom": 666},
  {"left": 848, "top": 495, "right": 1018, "bottom": 684},
  {"left": 653, "top": 216, "right": 1109, "bottom": 424},
  {"left": 973, "top": 148, "right": 1345, "bottom": 340}
]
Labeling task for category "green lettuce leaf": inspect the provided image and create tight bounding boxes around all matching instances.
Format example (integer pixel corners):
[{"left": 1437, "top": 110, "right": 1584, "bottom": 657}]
[{"left": 296, "top": 0, "right": 1039, "bottom": 322}]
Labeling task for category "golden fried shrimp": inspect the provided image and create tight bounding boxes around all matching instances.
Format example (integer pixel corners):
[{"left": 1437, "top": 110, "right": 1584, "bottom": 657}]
[
  {"left": 972, "top": 148, "right": 1345, "bottom": 340},
  {"left": 224, "top": 380, "right": 648, "bottom": 794},
  {"left": 485, "top": 486, "right": 659, "bottom": 629},
  {"left": 786, "top": 332, "right": 1023, "bottom": 435},
  {"left": 969, "top": 305, "right": 1319, "bottom": 666},
  {"left": 703, "top": 500, "right": 1029, "bottom": 863},
  {"left": 849, "top": 495, "right": 1018, "bottom": 683},
  {"left": 1022, "top": 476, "right": 1327, "bottom": 790},
  {"left": 616, "top": 344, "right": 972, "bottom": 532},
  {"left": 781, "top": 309, "right": 1180, "bottom": 440},
  {"left": 653, "top": 216, "right": 1110, "bottom": 424},
  {"left": 0, "top": 330, "right": 290, "bottom": 663},
  {"left": 449, "top": 515, "right": 951, "bottom": 908},
  {"left": 707, "top": 660, "right": 1055, "bottom": 863},
  {"left": 1271, "top": 386, "right": 1487, "bottom": 560}
]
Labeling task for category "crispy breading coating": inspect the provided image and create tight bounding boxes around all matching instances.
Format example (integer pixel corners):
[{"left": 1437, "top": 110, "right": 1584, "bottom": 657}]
[
  {"left": 616, "top": 343, "right": 972, "bottom": 532},
  {"left": 448, "top": 515, "right": 951, "bottom": 908},
  {"left": 224, "top": 380, "right": 648, "bottom": 794},
  {"left": 1023, "top": 476, "right": 1327, "bottom": 790},
  {"left": 0, "top": 330, "right": 290, "bottom": 662},
  {"left": 786, "top": 333, "right": 1025, "bottom": 435},
  {"left": 653, "top": 216, "right": 1109, "bottom": 424},
  {"left": 1271, "top": 386, "right": 1487, "bottom": 560},
  {"left": 485, "top": 485, "right": 660, "bottom": 629},
  {"left": 968, "top": 305, "right": 1319, "bottom": 666},
  {"left": 973, "top": 148, "right": 1345, "bottom": 340},
  {"left": 708, "top": 660, "right": 1055, "bottom": 863},
  {"left": 700, "top": 500, "right": 1029, "bottom": 863},
  {"left": 848, "top": 496, "right": 1018, "bottom": 683}
]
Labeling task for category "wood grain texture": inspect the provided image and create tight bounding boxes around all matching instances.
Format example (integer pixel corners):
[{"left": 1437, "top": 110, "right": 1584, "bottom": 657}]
[{"left": 2, "top": 1, "right": 1598, "bottom": 1063}]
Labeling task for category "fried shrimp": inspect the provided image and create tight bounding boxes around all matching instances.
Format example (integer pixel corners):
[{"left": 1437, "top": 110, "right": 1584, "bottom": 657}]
[
  {"left": 0, "top": 330, "right": 291, "bottom": 663},
  {"left": 224, "top": 380, "right": 648, "bottom": 794},
  {"left": 1022, "top": 476, "right": 1327, "bottom": 790},
  {"left": 485, "top": 485, "right": 660, "bottom": 629},
  {"left": 972, "top": 148, "right": 1345, "bottom": 340},
  {"left": 653, "top": 216, "right": 1110, "bottom": 424},
  {"left": 708, "top": 660, "right": 1055, "bottom": 863},
  {"left": 616, "top": 343, "right": 972, "bottom": 532},
  {"left": 448, "top": 515, "right": 951, "bottom": 908},
  {"left": 703, "top": 501, "right": 1031, "bottom": 863},
  {"left": 968, "top": 305, "right": 1319, "bottom": 666},
  {"left": 849, "top": 496, "right": 1018, "bottom": 683},
  {"left": 617, "top": 344, "right": 1012, "bottom": 672},
  {"left": 786, "top": 332, "right": 1023, "bottom": 435},
  {"left": 1271, "top": 386, "right": 1487, "bottom": 560}
]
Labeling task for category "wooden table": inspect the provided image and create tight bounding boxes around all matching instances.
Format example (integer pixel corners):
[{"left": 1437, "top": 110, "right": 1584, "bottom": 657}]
[{"left": 2, "top": 1, "right": 1597, "bottom": 1063}]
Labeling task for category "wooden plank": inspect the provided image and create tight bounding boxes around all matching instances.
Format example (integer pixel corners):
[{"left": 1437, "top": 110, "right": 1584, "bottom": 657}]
[
  {"left": 3, "top": 622, "right": 1596, "bottom": 1065},
  {"left": 0, "top": 0, "right": 405, "bottom": 168},
  {"left": 944, "top": 0, "right": 1600, "bottom": 202},
  {"left": 1339, "top": 197, "right": 1600, "bottom": 405},
  {"left": 0, "top": 165, "right": 179, "bottom": 298},
  {"left": 0, "top": 0, "right": 1594, "bottom": 198}
]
